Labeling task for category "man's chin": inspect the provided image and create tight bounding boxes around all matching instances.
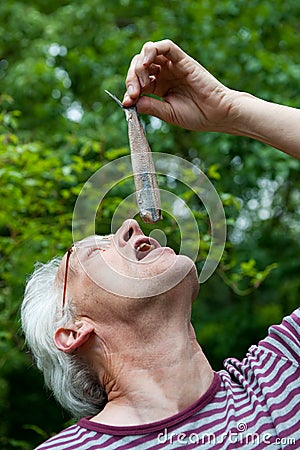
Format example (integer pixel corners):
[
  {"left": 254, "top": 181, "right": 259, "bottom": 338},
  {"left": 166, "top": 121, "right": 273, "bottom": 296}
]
[{"left": 90, "top": 253, "right": 197, "bottom": 299}]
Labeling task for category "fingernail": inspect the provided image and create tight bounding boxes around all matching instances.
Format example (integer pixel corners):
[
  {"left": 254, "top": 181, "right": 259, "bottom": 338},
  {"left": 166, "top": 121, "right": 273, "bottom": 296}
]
[
  {"left": 127, "top": 85, "right": 135, "bottom": 96},
  {"left": 143, "top": 56, "right": 150, "bottom": 66},
  {"left": 122, "top": 93, "right": 130, "bottom": 105}
]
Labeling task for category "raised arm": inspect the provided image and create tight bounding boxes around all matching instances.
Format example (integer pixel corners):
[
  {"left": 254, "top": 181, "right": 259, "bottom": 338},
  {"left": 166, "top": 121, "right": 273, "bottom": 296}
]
[{"left": 123, "top": 39, "right": 300, "bottom": 160}]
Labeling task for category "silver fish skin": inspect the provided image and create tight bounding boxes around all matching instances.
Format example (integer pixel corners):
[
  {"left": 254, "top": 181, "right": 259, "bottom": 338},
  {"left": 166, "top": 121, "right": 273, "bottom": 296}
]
[{"left": 105, "top": 90, "right": 162, "bottom": 223}]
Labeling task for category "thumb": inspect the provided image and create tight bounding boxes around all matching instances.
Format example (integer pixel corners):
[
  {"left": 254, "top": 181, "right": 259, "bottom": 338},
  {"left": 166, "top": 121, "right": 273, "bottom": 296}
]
[{"left": 137, "top": 96, "right": 174, "bottom": 124}]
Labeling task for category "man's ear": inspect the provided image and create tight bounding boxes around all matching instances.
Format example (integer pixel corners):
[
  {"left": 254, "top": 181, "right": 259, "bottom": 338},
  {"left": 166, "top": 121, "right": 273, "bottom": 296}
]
[{"left": 54, "top": 321, "right": 94, "bottom": 354}]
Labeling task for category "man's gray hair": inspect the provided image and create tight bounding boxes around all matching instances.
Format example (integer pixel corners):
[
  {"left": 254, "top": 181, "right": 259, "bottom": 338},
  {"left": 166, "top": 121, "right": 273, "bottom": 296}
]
[{"left": 21, "top": 258, "right": 107, "bottom": 418}]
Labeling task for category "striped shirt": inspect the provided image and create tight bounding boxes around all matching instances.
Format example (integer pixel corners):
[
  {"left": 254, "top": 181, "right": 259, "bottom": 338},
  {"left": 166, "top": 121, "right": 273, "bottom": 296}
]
[{"left": 36, "top": 308, "right": 300, "bottom": 449}]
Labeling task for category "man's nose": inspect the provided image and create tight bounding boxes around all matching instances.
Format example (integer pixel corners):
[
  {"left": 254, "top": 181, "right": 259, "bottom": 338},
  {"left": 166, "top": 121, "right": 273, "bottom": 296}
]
[{"left": 115, "top": 219, "right": 143, "bottom": 248}]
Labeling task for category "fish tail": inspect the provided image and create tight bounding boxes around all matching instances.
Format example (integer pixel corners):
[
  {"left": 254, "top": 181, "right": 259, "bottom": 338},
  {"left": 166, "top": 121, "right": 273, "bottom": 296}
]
[{"left": 105, "top": 90, "right": 123, "bottom": 108}]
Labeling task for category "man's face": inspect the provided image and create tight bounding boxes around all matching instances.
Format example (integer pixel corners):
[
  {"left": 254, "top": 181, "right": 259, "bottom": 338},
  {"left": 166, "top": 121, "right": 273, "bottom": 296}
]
[{"left": 57, "top": 219, "right": 198, "bottom": 308}]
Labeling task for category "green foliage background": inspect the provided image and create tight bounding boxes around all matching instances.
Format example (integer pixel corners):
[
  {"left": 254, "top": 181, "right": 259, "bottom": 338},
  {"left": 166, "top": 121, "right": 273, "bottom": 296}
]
[{"left": 1, "top": 0, "right": 300, "bottom": 448}]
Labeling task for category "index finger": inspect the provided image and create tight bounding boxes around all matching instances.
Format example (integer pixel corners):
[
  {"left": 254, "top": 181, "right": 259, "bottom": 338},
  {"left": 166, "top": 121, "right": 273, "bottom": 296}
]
[
  {"left": 124, "top": 39, "right": 184, "bottom": 106},
  {"left": 124, "top": 53, "right": 142, "bottom": 103},
  {"left": 141, "top": 39, "right": 184, "bottom": 66}
]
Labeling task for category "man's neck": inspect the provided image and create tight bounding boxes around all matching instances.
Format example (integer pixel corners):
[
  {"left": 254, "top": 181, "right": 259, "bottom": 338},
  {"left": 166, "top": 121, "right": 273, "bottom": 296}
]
[{"left": 90, "top": 323, "right": 214, "bottom": 426}]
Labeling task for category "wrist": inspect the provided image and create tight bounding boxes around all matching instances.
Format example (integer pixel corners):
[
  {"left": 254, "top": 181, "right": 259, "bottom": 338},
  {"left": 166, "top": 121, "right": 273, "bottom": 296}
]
[
  {"left": 218, "top": 89, "right": 253, "bottom": 135},
  {"left": 206, "top": 88, "right": 249, "bottom": 135}
]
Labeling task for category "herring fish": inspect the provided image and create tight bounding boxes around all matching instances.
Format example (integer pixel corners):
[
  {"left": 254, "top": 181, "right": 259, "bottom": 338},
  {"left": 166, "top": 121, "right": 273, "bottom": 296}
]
[{"left": 105, "top": 90, "right": 162, "bottom": 223}]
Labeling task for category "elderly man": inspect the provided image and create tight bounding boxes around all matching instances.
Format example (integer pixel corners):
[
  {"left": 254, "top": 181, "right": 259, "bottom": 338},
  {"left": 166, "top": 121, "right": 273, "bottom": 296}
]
[{"left": 22, "top": 40, "right": 299, "bottom": 449}]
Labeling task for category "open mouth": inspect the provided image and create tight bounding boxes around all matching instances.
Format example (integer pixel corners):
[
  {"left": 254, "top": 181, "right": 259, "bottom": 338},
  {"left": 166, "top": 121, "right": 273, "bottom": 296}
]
[
  {"left": 121, "top": 223, "right": 161, "bottom": 261},
  {"left": 135, "top": 238, "right": 156, "bottom": 261}
]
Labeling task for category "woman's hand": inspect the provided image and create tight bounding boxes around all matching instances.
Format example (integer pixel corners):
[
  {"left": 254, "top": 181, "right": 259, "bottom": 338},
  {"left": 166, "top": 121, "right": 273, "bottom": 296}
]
[{"left": 123, "top": 39, "right": 235, "bottom": 132}]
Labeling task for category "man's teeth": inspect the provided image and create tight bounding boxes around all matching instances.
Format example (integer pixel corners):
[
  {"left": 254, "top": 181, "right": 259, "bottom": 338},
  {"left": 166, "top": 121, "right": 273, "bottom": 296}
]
[{"left": 137, "top": 243, "right": 153, "bottom": 252}]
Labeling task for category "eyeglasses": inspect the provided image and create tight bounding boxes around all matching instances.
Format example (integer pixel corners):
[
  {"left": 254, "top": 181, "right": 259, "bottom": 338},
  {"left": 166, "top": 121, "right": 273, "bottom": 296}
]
[{"left": 61, "top": 236, "right": 113, "bottom": 312}]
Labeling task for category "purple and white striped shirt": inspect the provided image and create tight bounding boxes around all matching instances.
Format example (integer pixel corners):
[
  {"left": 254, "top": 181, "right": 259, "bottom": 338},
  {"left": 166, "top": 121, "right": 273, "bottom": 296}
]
[{"left": 36, "top": 308, "right": 300, "bottom": 449}]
